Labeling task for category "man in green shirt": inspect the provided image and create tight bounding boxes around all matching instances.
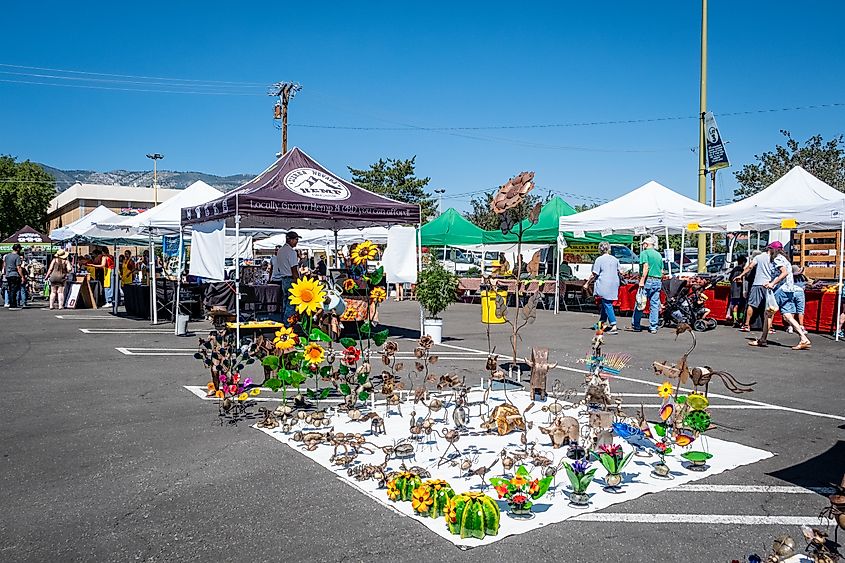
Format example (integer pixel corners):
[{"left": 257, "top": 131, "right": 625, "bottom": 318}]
[{"left": 632, "top": 235, "right": 663, "bottom": 333}]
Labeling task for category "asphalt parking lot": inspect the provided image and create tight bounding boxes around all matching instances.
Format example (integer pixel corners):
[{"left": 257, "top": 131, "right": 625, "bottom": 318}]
[{"left": 1, "top": 300, "right": 843, "bottom": 562}]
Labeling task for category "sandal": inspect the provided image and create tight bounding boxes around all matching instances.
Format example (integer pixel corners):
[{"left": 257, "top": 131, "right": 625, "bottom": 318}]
[
  {"left": 748, "top": 339, "right": 768, "bottom": 347},
  {"left": 792, "top": 341, "right": 811, "bottom": 350},
  {"left": 738, "top": 325, "right": 750, "bottom": 332}
]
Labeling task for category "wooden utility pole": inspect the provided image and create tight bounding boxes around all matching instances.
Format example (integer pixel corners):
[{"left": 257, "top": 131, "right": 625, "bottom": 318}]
[{"left": 269, "top": 82, "right": 302, "bottom": 156}]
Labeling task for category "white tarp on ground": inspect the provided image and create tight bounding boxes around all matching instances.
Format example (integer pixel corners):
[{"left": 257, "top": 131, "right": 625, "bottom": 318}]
[
  {"left": 381, "top": 226, "right": 418, "bottom": 283},
  {"left": 98, "top": 181, "right": 223, "bottom": 235},
  {"left": 253, "top": 227, "right": 390, "bottom": 251},
  {"left": 558, "top": 181, "right": 718, "bottom": 235},
  {"left": 684, "top": 166, "right": 845, "bottom": 231},
  {"left": 247, "top": 388, "right": 772, "bottom": 548},
  {"left": 49, "top": 205, "right": 121, "bottom": 241}
]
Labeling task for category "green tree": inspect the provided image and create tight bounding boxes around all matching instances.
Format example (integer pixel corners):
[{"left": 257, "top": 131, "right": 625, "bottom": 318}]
[
  {"left": 734, "top": 130, "right": 845, "bottom": 199},
  {"left": 574, "top": 202, "right": 598, "bottom": 213},
  {"left": 0, "top": 156, "right": 56, "bottom": 238},
  {"left": 463, "top": 189, "right": 548, "bottom": 230},
  {"left": 347, "top": 156, "right": 436, "bottom": 221}
]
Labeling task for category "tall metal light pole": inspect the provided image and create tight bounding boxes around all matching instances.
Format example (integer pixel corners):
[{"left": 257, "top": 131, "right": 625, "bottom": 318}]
[
  {"left": 269, "top": 82, "right": 302, "bottom": 157},
  {"left": 434, "top": 189, "right": 446, "bottom": 215},
  {"left": 146, "top": 153, "right": 164, "bottom": 206},
  {"left": 697, "top": 0, "right": 708, "bottom": 272}
]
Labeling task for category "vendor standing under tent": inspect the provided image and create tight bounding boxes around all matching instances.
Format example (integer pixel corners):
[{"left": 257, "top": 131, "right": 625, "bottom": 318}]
[{"left": 274, "top": 231, "right": 301, "bottom": 324}]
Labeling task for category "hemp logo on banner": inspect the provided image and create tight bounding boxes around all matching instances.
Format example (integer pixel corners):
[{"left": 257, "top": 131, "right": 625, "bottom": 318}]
[
  {"left": 704, "top": 111, "right": 730, "bottom": 171},
  {"left": 284, "top": 168, "right": 351, "bottom": 201}
]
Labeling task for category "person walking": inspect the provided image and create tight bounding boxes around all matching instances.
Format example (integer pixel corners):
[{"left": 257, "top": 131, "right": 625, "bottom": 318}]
[
  {"left": 631, "top": 235, "right": 663, "bottom": 334},
  {"left": 767, "top": 245, "right": 811, "bottom": 350},
  {"left": 46, "top": 249, "right": 70, "bottom": 309},
  {"left": 726, "top": 255, "right": 748, "bottom": 327},
  {"left": 786, "top": 265, "right": 807, "bottom": 333},
  {"left": 3, "top": 244, "right": 25, "bottom": 310},
  {"left": 275, "top": 232, "right": 301, "bottom": 324},
  {"left": 589, "top": 241, "right": 621, "bottom": 334},
  {"left": 735, "top": 249, "right": 772, "bottom": 334}
]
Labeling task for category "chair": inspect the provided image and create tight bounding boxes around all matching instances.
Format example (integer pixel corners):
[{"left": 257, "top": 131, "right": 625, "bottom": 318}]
[{"left": 563, "top": 282, "right": 585, "bottom": 311}]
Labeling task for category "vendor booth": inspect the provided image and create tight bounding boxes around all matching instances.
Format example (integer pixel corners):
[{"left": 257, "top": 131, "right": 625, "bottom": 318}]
[{"left": 180, "top": 147, "right": 421, "bottom": 340}]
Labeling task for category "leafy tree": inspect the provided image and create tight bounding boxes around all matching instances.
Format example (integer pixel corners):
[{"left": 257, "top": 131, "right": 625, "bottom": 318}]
[
  {"left": 463, "top": 189, "right": 548, "bottom": 230},
  {"left": 0, "top": 156, "right": 56, "bottom": 238},
  {"left": 574, "top": 202, "right": 598, "bottom": 213},
  {"left": 347, "top": 156, "right": 436, "bottom": 221},
  {"left": 734, "top": 130, "right": 845, "bottom": 199}
]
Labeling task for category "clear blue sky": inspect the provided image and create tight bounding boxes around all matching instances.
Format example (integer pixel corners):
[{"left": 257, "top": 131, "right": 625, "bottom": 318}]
[{"left": 1, "top": 1, "right": 843, "bottom": 210}]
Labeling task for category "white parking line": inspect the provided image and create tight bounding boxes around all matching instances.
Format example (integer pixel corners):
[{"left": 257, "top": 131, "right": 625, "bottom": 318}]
[
  {"left": 572, "top": 513, "right": 835, "bottom": 526},
  {"left": 82, "top": 328, "right": 173, "bottom": 334},
  {"left": 672, "top": 484, "right": 835, "bottom": 494},
  {"left": 55, "top": 315, "right": 118, "bottom": 319},
  {"left": 117, "top": 347, "right": 195, "bottom": 355},
  {"left": 437, "top": 342, "right": 845, "bottom": 421}
]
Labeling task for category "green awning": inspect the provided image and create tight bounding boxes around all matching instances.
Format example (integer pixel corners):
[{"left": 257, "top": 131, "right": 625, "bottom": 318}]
[{"left": 420, "top": 208, "right": 485, "bottom": 247}]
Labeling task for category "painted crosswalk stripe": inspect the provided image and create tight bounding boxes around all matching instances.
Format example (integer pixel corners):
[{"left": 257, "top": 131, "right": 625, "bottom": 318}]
[{"left": 571, "top": 513, "right": 835, "bottom": 525}]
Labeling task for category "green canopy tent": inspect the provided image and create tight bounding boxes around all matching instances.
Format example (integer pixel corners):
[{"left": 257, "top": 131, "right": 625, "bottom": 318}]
[
  {"left": 419, "top": 208, "right": 485, "bottom": 247},
  {"left": 479, "top": 196, "right": 633, "bottom": 314},
  {"left": 480, "top": 196, "right": 631, "bottom": 246}
]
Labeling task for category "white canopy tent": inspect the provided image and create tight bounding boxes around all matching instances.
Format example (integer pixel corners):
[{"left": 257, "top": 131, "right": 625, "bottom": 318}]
[
  {"left": 49, "top": 205, "right": 121, "bottom": 241},
  {"left": 98, "top": 181, "right": 223, "bottom": 235},
  {"left": 683, "top": 166, "right": 845, "bottom": 231},
  {"left": 254, "top": 227, "right": 390, "bottom": 251},
  {"left": 558, "top": 181, "right": 718, "bottom": 235},
  {"left": 558, "top": 180, "right": 719, "bottom": 276}
]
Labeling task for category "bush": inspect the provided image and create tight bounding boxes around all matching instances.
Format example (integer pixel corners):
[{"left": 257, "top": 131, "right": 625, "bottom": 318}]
[
  {"left": 416, "top": 260, "right": 460, "bottom": 319},
  {"left": 466, "top": 266, "right": 481, "bottom": 277}
]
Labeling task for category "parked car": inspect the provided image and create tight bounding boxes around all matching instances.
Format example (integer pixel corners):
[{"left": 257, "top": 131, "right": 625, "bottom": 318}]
[{"left": 429, "top": 247, "right": 475, "bottom": 274}]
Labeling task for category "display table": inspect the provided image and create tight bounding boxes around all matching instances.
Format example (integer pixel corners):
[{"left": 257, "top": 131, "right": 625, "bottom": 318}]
[
  {"left": 122, "top": 284, "right": 149, "bottom": 318},
  {"left": 124, "top": 281, "right": 204, "bottom": 320}
]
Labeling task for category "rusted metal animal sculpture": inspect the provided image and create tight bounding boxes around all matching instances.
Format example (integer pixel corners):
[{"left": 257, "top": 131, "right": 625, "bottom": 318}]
[
  {"left": 539, "top": 415, "right": 580, "bottom": 448},
  {"left": 528, "top": 347, "right": 557, "bottom": 401},
  {"left": 480, "top": 403, "right": 526, "bottom": 436}
]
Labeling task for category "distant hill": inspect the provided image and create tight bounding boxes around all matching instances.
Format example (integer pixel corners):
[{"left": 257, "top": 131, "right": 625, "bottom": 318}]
[{"left": 39, "top": 164, "right": 254, "bottom": 193}]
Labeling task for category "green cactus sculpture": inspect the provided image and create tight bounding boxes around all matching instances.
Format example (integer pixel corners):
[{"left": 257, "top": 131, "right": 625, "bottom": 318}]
[
  {"left": 445, "top": 492, "right": 501, "bottom": 539},
  {"left": 386, "top": 471, "right": 421, "bottom": 502},
  {"left": 412, "top": 479, "right": 455, "bottom": 518}
]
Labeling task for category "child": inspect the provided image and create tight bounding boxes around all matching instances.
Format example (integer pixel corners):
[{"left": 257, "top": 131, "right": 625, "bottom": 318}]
[{"left": 727, "top": 255, "right": 748, "bottom": 327}]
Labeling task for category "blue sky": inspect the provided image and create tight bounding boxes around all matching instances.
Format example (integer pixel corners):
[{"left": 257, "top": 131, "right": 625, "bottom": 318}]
[{"left": 1, "top": 1, "right": 843, "bottom": 211}]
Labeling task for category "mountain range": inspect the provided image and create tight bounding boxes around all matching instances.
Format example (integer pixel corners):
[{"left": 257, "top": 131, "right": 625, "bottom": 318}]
[{"left": 40, "top": 164, "right": 254, "bottom": 193}]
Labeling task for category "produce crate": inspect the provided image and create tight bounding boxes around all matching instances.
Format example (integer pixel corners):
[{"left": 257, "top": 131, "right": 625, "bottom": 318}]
[{"left": 791, "top": 230, "right": 842, "bottom": 280}]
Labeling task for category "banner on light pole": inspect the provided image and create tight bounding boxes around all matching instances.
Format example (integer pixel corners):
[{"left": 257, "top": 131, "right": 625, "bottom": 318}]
[{"left": 704, "top": 111, "right": 730, "bottom": 170}]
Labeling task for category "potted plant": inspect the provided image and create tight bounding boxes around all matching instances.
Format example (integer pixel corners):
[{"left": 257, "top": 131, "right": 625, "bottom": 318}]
[
  {"left": 415, "top": 259, "right": 459, "bottom": 344},
  {"left": 593, "top": 443, "right": 634, "bottom": 491},
  {"left": 490, "top": 465, "right": 553, "bottom": 517},
  {"left": 563, "top": 458, "right": 597, "bottom": 507}
]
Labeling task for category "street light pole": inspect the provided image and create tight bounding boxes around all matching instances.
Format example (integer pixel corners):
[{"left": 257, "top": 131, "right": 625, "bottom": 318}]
[
  {"left": 146, "top": 153, "right": 164, "bottom": 206},
  {"left": 434, "top": 189, "right": 446, "bottom": 215}
]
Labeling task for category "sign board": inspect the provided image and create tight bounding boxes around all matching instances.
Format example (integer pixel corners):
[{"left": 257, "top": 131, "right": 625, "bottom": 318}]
[
  {"left": 633, "top": 226, "right": 648, "bottom": 235},
  {"left": 66, "top": 281, "right": 82, "bottom": 309},
  {"left": 704, "top": 111, "right": 730, "bottom": 170},
  {"left": 780, "top": 218, "right": 798, "bottom": 229},
  {"left": 573, "top": 230, "right": 586, "bottom": 239},
  {"left": 686, "top": 223, "right": 700, "bottom": 232},
  {"left": 600, "top": 228, "right": 613, "bottom": 237},
  {"left": 664, "top": 248, "right": 675, "bottom": 263}
]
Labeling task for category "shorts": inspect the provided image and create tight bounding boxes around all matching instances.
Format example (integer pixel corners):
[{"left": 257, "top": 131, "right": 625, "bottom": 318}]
[
  {"left": 747, "top": 285, "right": 767, "bottom": 309},
  {"left": 774, "top": 288, "right": 797, "bottom": 315},
  {"left": 794, "top": 289, "right": 805, "bottom": 315},
  {"left": 729, "top": 297, "right": 746, "bottom": 308}
]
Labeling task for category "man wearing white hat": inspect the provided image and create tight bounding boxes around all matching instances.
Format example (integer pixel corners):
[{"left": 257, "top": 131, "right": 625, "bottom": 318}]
[{"left": 631, "top": 235, "right": 663, "bottom": 334}]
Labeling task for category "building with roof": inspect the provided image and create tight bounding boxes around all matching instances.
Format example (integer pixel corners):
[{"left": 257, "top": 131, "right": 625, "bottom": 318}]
[{"left": 46, "top": 183, "right": 183, "bottom": 232}]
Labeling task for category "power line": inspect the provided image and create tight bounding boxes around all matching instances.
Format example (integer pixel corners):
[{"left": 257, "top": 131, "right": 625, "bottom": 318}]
[
  {"left": 290, "top": 102, "right": 845, "bottom": 131},
  {"left": 0, "top": 62, "right": 265, "bottom": 86},
  {"left": 0, "top": 70, "right": 259, "bottom": 90},
  {"left": 0, "top": 78, "right": 260, "bottom": 96}
]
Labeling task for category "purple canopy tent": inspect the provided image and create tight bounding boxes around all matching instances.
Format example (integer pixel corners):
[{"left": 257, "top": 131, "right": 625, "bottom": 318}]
[{"left": 179, "top": 147, "right": 422, "bottom": 339}]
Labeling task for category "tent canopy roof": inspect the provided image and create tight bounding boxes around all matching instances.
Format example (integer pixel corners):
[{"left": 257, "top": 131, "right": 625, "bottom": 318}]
[
  {"left": 687, "top": 166, "right": 845, "bottom": 231},
  {"left": 483, "top": 196, "right": 631, "bottom": 245},
  {"left": 181, "top": 147, "right": 421, "bottom": 230},
  {"left": 3, "top": 225, "right": 50, "bottom": 244},
  {"left": 254, "top": 227, "right": 390, "bottom": 251},
  {"left": 101, "top": 181, "right": 222, "bottom": 234},
  {"left": 49, "top": 205, "right": 120, "bottom": 241},
  {"left": 558, "top": 181, "right": 716, "bottom": 234},
  {"left": 420, "top": 208, "right": 485, "bottom": 247}
]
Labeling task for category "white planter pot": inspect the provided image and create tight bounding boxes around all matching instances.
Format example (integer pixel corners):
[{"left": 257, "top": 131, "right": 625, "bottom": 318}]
[{"left": 423, "top": 318, "right": 443, "bottom": 344}]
